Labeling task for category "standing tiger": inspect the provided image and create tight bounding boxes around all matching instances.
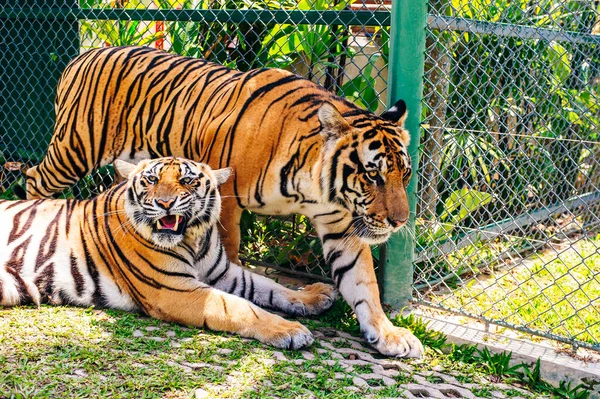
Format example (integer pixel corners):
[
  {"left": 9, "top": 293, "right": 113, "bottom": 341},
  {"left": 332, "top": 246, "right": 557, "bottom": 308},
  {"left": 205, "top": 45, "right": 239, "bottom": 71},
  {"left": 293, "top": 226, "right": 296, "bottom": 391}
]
[
  {"left": 24, "top": 46, "right": 423, "bottom": 357},
  {"left": 2, "top": 157, "right": 338, "bottom": 349}
]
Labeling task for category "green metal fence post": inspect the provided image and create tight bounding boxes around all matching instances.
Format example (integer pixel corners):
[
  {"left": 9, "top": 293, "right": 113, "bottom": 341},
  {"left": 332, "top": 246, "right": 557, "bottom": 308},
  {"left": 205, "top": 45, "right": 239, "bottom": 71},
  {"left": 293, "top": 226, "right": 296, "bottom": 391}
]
[{"left": 382, "top": 0, "right": 428, "bottom": 307}]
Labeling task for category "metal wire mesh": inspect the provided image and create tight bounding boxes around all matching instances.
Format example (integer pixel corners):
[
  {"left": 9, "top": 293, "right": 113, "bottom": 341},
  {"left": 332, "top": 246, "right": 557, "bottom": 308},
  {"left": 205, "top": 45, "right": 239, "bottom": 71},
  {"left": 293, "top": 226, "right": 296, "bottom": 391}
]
[
  {"left": 2, "top": 0, "right": 599, "bottom": 350},
  {"left": 417, "top": 0, "right": 600, "bottom": 350},
  {"left": 0, "top": 0, "right": 390, "bottom": 280}
]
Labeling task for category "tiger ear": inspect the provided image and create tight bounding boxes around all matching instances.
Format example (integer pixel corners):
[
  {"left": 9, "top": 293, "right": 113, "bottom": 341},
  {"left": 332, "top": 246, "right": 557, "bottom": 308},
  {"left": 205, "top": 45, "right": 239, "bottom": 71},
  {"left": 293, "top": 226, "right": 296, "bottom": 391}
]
[
  {"left": 381, "top": 99, "right": 408, "bottom": 124},
  {"left": 318, "top": 102, "right": 350, "bottom": 141},
  {"left": 113, "top": 160, "right": 138, "bottom": 180},
  {"left": 213, "top": 167, "right": 232, "bottom": 186}
]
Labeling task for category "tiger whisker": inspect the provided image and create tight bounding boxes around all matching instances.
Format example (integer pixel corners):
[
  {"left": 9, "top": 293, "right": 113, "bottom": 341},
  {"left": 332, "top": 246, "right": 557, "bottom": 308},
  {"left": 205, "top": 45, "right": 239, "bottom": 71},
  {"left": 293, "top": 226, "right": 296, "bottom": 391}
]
[
  {"left": 217, "top": 218, "right": 227, "bottom": 232},
  {"left": 327, "top": 219, "right": 355, "bottom": 231},
  {"left": 114, "top": 220, "right": 135, "bottom": 237},
  {"left": 331, "top": 230, "right": 362, "bottom": 255},
  {"left": 93, "top": 209, "right": 127, "bottom": 220}
]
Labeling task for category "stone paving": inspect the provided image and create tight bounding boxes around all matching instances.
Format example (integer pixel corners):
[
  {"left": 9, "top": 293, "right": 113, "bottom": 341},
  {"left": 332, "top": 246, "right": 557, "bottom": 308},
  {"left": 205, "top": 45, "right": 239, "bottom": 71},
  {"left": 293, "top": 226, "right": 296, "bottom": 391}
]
[
  {"left": 127, "top": 265, "right": 548, "bottom": 398},
  {"left": 131, "top": 323, "right": 539, "bottom": 399},
  {"left": 295, "top": 328, "right": 534, "bottom": 399}
]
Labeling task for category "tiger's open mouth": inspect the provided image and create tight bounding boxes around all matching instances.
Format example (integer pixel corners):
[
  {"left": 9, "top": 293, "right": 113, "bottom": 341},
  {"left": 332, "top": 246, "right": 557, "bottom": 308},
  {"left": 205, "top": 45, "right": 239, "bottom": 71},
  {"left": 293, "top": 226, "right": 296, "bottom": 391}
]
[{"left": 154, "top": 215, "right": 187, "bottom": 235}]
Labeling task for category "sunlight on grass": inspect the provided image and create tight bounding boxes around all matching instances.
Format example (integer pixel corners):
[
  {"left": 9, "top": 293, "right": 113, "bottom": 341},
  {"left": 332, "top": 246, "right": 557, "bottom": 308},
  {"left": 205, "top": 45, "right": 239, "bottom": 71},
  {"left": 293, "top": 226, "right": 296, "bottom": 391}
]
[
  {"left": 0, "top": 306, "right": 112, "bottom": 348},
  {"left": 0, "top": 306, "right": 264, "bottom": 398},
  {"left": 445, "top": 235, "right": 600, "bottom": 344},
  {"left": 0, "top": 302, "right": 546, "bottom": 398}
]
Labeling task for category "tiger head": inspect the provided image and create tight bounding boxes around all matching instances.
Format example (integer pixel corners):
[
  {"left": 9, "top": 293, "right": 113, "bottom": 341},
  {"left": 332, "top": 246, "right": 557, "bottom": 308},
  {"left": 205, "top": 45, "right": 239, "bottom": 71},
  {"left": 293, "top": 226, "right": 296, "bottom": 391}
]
[
  {"left": 319, "top": 99, "right": 411, "bottom": 244},
  {"left": 114, "top": 157, "right": 231, "bottom": 249}
]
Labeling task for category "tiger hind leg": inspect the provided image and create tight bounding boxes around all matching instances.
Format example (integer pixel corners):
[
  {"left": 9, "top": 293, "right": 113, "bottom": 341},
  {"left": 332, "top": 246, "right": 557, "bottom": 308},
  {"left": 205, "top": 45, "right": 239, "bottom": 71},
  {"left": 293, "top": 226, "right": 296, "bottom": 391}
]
[
  {"left": 25, "top": 153, "right": 96, "bottom": 199},
  {"left": 218, "top": 197, "right": 244, "bottom": 264},
  {"left": 25, "top": 164, "right": 61, "bottom": 199},
  {"left": 150, "top": 283, "right": 314, "bottom": 349}
]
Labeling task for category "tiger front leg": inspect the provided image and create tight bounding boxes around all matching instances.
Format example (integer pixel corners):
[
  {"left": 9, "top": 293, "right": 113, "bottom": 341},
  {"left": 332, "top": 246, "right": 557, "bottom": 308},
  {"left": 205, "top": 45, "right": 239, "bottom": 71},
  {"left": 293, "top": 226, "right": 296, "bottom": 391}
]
[
  {"left": 213, "top": 199, "right": 336, "bottom": 316},
  {"left": 149, "top": 283, "right": 314, "bottom": 349},
  {"left": 208, "top": 259, "right": 336, "bottom": 317},
  {"left": 197, "top": 231, "right": 336, "bottom": 317},
  {"left": 315, "top": 222, "right": 423, "bottom": 358}
]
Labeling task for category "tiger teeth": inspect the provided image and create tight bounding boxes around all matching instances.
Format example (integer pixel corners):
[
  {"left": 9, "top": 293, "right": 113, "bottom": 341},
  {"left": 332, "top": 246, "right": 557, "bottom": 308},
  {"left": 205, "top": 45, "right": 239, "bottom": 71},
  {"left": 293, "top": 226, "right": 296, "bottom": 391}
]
[{"left": 155, "top": 215, "right": 182, "bottom": 231}]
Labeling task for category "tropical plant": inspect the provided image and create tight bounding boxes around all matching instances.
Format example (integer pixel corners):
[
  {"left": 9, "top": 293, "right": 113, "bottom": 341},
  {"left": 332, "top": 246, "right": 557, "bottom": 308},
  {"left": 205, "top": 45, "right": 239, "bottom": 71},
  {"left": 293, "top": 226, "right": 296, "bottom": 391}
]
[
  {"left": 422, "top": 0, "right": 600, "bottom": 222},
  {"left": 258, "top": 0, "right": 356, "bottom": 86},
  {"left": 416, "top": 187, "right": 492, "bottom": 251},
  {"left": 392, "top": 312, "right": 447, "bottom": 351},
  {"left": 339, "top": 53, "right": 381, "bottom": 112},
  {"left": 156, "top": 0, "right": 295, "bottom": 70},
  {"left": 554, "top": 380, "right": 592, "bottom": 399},
  {"left": 475, "top": 347, "right": 523, "bottom": 378},
  {"left": 239, "top": 212, "right": 323, "bottom": 271},
  {"left": 447, "top": 343, "right": 479, "bottom": 362},
  {"left": 414, "top": 187, "right": 493, "bottom": 284},
  {"left": 80, "top": 0, "right": 164, "bottom": 48}
]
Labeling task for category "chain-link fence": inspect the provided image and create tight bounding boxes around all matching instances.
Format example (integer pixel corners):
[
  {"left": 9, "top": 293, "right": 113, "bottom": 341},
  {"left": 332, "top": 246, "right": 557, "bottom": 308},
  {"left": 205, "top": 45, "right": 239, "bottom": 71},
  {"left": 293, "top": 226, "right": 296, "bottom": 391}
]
[
  {"left": 0, "top": 0, "right": 392, "bottom": 280},
  {"left": 1, "top": 0, "right": 599, "bottom": 351},
  {"left": 417, "top": 0, "right": 600, "bottom": 351}
]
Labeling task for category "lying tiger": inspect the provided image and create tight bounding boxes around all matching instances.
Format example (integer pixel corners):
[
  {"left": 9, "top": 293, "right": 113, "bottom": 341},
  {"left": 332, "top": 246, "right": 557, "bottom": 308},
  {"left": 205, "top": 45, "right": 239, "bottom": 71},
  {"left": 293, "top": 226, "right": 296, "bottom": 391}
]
[
  {"left": 1, "top": 157, "right": 337, "bottom": 349},
  {"left": 23, "top": 46, "right": 423, "bottom": 357}
]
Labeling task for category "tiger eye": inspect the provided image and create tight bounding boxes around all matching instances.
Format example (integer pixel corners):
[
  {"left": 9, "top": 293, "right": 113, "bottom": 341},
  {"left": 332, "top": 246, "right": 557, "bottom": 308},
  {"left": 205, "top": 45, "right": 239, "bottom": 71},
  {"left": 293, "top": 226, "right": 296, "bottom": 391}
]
[{"left": 367, "top": 170, "right": 379, "bottom": 179}]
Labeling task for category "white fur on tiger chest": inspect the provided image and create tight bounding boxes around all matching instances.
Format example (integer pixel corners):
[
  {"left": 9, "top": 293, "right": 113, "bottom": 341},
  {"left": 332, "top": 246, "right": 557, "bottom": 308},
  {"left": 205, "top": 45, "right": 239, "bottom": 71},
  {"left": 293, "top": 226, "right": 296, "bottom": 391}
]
[{"left": 99, "top": 276, "right": 139, "bottom": 311}]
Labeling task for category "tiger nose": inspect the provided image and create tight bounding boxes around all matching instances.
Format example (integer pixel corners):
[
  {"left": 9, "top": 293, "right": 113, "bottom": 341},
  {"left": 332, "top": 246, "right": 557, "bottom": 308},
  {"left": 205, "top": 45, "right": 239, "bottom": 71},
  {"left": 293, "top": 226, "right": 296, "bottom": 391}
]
[
  {"left": 388, "top": 217, "right": 407, "bottom": 228},
  {"left": 156, "top": 198, "right": 175, "bottom": 210}
]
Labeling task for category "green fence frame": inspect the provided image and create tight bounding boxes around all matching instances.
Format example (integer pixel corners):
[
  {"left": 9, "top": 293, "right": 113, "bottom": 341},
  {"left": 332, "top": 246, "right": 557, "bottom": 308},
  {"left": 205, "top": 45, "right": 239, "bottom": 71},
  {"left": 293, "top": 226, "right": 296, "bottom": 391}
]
[{"left": 0, "top": 2, "right": 427, "bottom": 308}]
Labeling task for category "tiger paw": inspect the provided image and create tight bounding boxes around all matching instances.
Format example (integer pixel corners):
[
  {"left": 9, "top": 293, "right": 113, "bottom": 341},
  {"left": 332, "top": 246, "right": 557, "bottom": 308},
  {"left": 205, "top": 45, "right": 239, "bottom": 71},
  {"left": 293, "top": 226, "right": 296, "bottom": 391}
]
[
  {"left": 364, "top": 322, "right": 424, "bottom": 358},
  {"left": 259, "top": 320, "right": 314, "bottom": 350},
  {"left": 290, "top": 282, "right": 337, "bottom": 316}
]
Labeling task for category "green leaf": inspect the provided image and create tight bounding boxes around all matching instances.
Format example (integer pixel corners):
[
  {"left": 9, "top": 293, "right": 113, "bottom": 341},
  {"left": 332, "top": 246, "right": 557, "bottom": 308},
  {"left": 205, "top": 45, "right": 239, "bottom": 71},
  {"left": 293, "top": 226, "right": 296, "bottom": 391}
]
[
  {"left": 440, "top": 188, "right": 493, "bottom": 224},
  {"left": 546, "top": 42, "right": 571, "bottom": 84},
  {"left": 339, "top": 54, "right": 380, "bottom": 112}
]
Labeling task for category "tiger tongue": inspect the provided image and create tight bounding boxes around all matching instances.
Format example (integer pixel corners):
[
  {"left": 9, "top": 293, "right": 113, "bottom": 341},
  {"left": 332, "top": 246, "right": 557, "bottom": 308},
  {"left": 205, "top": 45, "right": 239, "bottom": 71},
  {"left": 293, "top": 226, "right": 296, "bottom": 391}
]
[{"left": 157, "top": 215, "right": 180, "bottom": 231}]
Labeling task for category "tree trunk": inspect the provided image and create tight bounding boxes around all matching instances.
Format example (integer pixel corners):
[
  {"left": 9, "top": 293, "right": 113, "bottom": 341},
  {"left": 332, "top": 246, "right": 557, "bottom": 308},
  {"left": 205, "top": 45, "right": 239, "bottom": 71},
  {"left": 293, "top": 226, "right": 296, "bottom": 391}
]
[{"left": 419, "top": 0, "right": 452, "bottom": 220}]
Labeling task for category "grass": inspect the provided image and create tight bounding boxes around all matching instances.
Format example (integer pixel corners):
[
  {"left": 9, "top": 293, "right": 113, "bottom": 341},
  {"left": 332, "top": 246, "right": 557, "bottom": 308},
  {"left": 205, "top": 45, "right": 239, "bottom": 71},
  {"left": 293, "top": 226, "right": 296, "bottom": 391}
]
[
  {"left": 0, "top": 306, "right": 345, "bottom": 399},
  {"left": 1, "top": 307, "right": 228, "bottom": 398},
  {"left": 1, "top": 301, "right": 587, "bottom": 399},
  {"left": 0, "top": 305, "right": 363, "bottom": 398},
  {"left": 437, "top": 234, "right": 600, "bottom": 345}
]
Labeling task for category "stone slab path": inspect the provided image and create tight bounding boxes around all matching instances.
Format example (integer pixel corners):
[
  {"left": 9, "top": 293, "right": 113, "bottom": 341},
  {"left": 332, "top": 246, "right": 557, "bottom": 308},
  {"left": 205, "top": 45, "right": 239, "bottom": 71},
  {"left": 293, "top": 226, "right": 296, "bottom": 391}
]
[
  {"left": 134, "top": 321, "right": 540, "bottom": 399},
  {"left": 291, "top": 328, "right": 535, "bottom": 399}
]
